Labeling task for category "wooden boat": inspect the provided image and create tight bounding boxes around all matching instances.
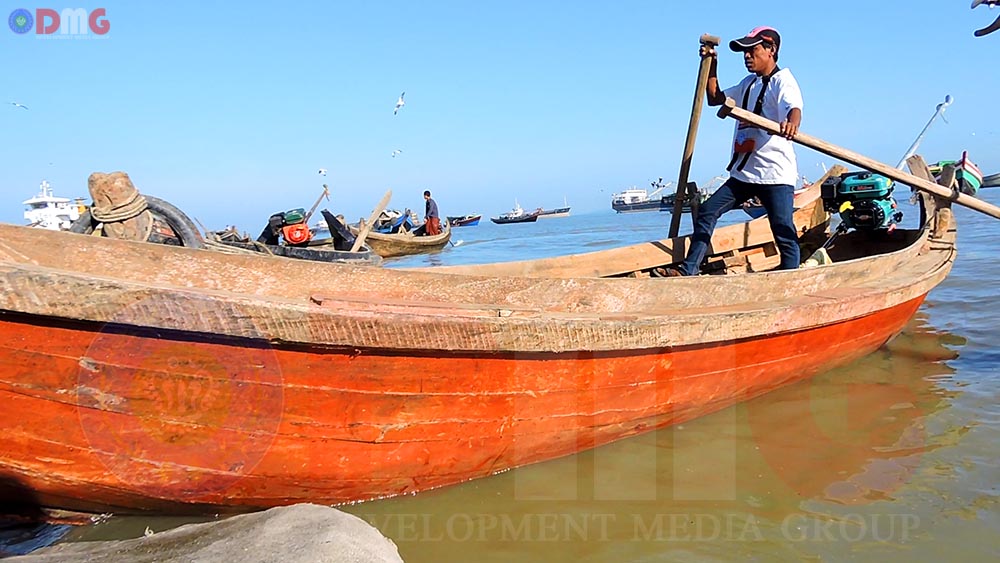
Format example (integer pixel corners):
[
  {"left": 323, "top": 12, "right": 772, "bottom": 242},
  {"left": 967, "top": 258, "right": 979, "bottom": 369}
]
[
  {"left": 446, "top": 214, "right": 481, "bottom": 227},
  {"left": 348, "top": 219, "right": 451, "bottom": 258},
  {"left": 210, "top": 237, "right": 382, "bottom": 265},
  {"left": 211, "top": 211, "right": 382, "bottom": 266},
  {"left": 928, "top": 151, "right": 983, "bottom": 196},
  {"left": 0, "top": 169, "right": 961, "bottom": 514}
]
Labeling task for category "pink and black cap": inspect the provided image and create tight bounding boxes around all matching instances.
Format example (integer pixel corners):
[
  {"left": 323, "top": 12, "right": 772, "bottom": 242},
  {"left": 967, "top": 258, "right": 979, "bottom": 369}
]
[{"left": 729, "top": 26, "right": 781, "bottom": 52}]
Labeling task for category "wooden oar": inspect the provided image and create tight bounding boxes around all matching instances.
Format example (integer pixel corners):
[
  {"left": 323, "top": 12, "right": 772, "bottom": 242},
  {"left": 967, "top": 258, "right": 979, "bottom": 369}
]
[
  {"left": 716, "top": 98, "right": 1000, "bottom": 221},
  {"left": 304, "top": 184, "right": 331, "bottom": 223},
  {"left": 350, "top": 189, "right": 392, "bottom": 253},
  {"left": 669, "top": 33, "right": 721, "bottom": 237}
]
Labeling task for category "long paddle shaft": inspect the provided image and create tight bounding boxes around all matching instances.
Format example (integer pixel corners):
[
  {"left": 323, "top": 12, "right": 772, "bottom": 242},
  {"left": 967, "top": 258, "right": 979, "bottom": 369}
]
[
  {"left": 716, "top": 98, "right": 1000, "bottom": 221},
  {"left": 669, "top": 34, "right": 721, "bottom": 237},
  {"left": 304, "top": 184, "right": 331, "bottom": 223},
  {"left": 350, "top": 189, "right": 393, "bottom": 253}
]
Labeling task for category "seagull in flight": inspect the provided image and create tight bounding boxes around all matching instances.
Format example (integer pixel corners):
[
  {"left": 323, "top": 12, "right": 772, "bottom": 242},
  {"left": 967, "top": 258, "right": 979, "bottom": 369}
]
[
  {"left": 391, "top": 149, "right": 402, "bottom": 158},
  {"left": 9, "top": 102, "right": 29, "bottom": 110},
  {"left": 318, "top": 168, "right": 328, "bottom": 176},
  {"left": 393, "top": 92, "right": 405, "bottom": 115}
]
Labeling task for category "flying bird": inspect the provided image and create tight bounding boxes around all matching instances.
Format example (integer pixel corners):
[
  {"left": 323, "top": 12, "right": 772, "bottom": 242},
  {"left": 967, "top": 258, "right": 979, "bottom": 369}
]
[
  {"left": 393, "top": 92, "right": 405, "bottom": 115},
  {"left": 9, "top": 102, "right": 28, "bottom": 110},
  {"left": 972, "top": 0, "right": 1000, "bottom": 36},
  {"left": 318, "top": 168, "right": 328, "bottom": 176},
  {"left": 391, "top": 149, "right": 402, "bottom": 158}
]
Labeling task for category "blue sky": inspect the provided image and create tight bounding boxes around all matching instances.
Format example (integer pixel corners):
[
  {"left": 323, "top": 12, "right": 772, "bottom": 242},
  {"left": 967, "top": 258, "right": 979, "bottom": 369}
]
[{"left": 3, "top": 1, "right": 998, "bottom": 229}]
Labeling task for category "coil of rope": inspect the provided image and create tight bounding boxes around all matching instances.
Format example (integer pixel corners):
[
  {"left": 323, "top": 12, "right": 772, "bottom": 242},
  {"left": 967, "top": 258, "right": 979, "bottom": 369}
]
[{"left": 89, "top": 191, "right": 148, "bottom": 223}]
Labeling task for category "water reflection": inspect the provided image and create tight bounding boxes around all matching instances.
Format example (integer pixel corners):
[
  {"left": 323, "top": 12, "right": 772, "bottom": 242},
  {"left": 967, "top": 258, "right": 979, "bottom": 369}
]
[
  {"left": 332, "top": 313, "right": 966, "bottom": 562},
  {"left": 742, "top": 313, "right": 963, "bottom": 509}
]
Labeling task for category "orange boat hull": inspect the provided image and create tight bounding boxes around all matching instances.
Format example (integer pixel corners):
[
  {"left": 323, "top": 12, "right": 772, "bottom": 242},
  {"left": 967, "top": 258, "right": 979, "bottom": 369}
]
[{"left": 0, "top": 295, "right": 923, "bottom": 514}]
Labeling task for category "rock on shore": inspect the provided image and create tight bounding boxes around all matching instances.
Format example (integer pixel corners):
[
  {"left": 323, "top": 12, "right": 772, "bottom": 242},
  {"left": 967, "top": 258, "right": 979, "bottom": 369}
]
[{"left": 10, "top": 504, "right": 403, "bottom": 563}]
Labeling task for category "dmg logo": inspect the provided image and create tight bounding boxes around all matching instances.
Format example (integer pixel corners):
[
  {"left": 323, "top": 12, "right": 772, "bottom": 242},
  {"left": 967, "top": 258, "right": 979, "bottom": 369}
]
[{"left": 8, "top": 8, "right": 110, "bottom": 36}]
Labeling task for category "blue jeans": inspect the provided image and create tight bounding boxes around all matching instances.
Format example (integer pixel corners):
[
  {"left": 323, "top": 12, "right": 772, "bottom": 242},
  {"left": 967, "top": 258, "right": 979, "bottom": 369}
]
[{"left": 679, "top": 178, "right": 799, "bottom": 275}]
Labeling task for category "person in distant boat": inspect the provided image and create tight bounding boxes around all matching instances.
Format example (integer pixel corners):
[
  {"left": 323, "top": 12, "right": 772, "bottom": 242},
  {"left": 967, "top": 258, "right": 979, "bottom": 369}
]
[
  {"left": 669, "top": 26, "right": 803, "bottom": 276},
  {"left": 423, "top": 190, "right": 441, "bottom": 236}
]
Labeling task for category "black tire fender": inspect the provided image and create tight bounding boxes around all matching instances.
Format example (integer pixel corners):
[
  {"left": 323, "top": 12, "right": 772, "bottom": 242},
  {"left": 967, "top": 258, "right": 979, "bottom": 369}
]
[{"left": 68, "top": 195, "right": 205, "bottom": 249}]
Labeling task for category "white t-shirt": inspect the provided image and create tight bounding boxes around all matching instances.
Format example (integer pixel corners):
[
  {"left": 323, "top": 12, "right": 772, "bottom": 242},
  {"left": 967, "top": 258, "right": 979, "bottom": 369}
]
[{"left": 723, "top": 68, "right": 803, "bottom": 185}]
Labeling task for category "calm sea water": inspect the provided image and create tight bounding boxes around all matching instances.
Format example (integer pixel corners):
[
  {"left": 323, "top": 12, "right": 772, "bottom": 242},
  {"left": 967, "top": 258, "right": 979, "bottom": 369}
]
[{"left": 5, "top": 193, "right": 999, "bottom": 561}]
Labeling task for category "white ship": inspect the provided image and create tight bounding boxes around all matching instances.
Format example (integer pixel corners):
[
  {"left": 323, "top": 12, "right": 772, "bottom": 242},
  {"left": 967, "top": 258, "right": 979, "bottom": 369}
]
[
  {"left": 610, "top": 178, "right": 673, "bottom": 213},
  {"left": 23, "top": 180, "right": 85, "bottom": 231}
]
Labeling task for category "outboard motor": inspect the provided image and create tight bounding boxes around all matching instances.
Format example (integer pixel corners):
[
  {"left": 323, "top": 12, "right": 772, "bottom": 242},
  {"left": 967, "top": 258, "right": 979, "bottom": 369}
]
[
  {"left": 821, "top": 171, "right": 903, "bottom": 231},
  {"left": 256, "top": 207, "right": 313, "bottom": 246}
]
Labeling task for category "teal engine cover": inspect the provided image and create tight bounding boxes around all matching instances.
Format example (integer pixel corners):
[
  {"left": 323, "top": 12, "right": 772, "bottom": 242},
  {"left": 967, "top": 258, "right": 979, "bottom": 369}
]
[{"left": 821, "top": 172, "right": 903, "bottom": 230}]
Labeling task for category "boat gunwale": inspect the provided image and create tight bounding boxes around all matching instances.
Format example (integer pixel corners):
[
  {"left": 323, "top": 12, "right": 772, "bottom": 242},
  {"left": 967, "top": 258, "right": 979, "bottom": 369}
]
[{"left": 0, "top": 217, "right": 955, "bottom": 352}]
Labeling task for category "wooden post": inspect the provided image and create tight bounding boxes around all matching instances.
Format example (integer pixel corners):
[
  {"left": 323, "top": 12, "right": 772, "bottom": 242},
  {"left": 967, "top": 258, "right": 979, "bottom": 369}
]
[
  {"left": 717, "top": 98, "right": 1000, "bottom": 221},
  {"left": 669, "top": 33, "right": 721, "bottom": 237},
  {"left": 350, "top": 190, "right": 393, "bottom": 253}
]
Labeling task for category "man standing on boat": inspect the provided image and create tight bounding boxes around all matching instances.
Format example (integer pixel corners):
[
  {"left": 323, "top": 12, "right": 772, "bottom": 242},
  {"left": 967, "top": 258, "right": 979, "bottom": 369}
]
[
  {"left": 672, "top": 26, "right": 803, "bottom": 275},
  {"left": 423, "top": 190, "right": 441, "bottom": 235}
]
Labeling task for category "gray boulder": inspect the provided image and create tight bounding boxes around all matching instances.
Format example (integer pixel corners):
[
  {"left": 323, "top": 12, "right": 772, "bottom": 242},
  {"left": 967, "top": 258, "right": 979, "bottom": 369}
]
[{"left": 10, "top": 503, "right": 403, "bottom": 563}]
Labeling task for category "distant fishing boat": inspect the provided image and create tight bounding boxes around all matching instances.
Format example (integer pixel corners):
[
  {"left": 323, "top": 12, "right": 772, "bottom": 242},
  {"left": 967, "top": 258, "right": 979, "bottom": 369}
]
[
  {"left": 491, "top": 201, "right": 539, "bottom": 224},
  {"left": 447, "top": 214, "right": 482, "bottom": 227},
  {"left": 23, "top": 180, "right": 85, "bottom": 231},
  {"left": 536, "top": 206, "right": 570, "bottom": 218},
  {"left": 536, "top": 197, "right": 571, "bottom": 218}
]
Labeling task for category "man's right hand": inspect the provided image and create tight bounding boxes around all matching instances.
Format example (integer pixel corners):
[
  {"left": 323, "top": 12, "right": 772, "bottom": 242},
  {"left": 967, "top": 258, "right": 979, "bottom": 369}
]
[{"left": 700, "top": 44, "right": 717, "bottom": 58}]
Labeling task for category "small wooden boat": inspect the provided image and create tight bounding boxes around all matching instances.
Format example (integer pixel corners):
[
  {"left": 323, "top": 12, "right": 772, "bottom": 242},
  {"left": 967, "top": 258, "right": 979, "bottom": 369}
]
[
  {"left": 446, "top": 214, "right": 481, "bottom": 227},
  {"left": 0, "top": 161, "right": 966, "bottom": 514},
  {"left": 348, "top": 218, "right": 451, "bottom": 258},
  {"left": 491, "top": 202, "right": 539, "bottom": 224},
  {"left": 207, "top": 211, "right": 381, "bottom": 265},
  {"left": 210, "top": 236, "right": 382, "bottom": 265},
  {"left": 928, "top": 151, "right": 983, "bottom": 196}
]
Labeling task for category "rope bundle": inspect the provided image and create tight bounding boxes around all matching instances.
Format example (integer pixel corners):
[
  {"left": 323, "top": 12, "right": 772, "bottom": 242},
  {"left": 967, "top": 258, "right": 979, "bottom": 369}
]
[{"left": 90, "top": 191, "right": 149, "bottom": 223}]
